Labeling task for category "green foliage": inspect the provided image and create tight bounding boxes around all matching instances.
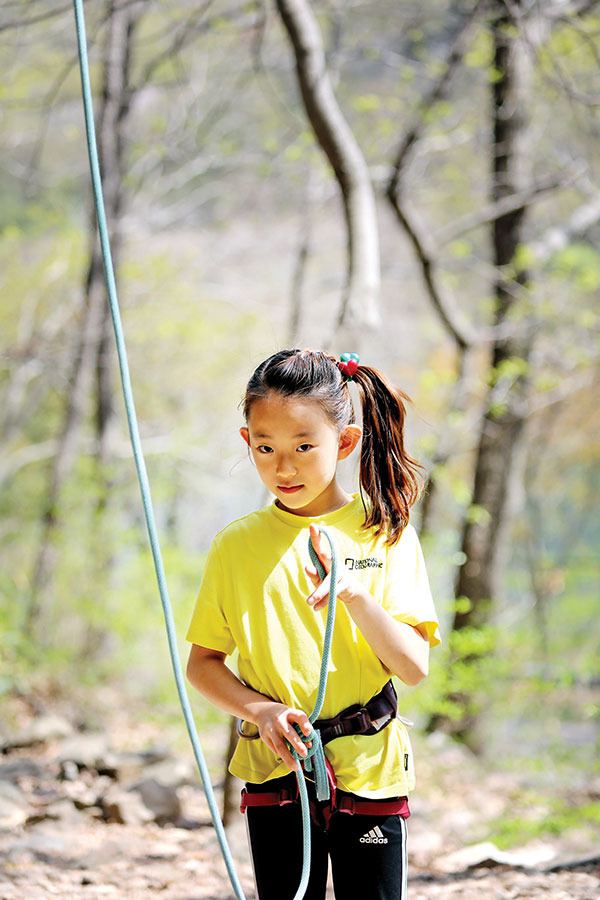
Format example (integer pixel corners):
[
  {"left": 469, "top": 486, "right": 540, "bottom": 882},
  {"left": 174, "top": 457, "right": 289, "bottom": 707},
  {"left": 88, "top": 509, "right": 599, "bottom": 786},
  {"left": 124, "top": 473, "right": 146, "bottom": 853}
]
[
  {"left": 465, "top": 504, "right": 491, "bottom": 526},
  {"left": 464, "top": 29, "right": 493, "bottom": 70},
  {"left": 402, "top": 623, "right": 501, "bottom": 725},
  {"left": 488, "top": 355, "right": 529, "bottom": 387},
  {"left": 549, "top": 243, "right": 600, "bottom": 292},
  {"left": 351, "top": 94, "right": 381, "bottom": 113},
  {"left": 487, "top": 797, "right": 600, "bottom": 850}
]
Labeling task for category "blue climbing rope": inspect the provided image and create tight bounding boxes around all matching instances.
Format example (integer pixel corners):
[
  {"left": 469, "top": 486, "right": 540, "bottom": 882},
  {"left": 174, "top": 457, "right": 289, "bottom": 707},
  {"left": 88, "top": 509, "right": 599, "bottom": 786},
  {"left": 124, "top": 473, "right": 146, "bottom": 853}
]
[
  {"left": 71, "top": 3, "right": 340, "bottom": 900},
  {"left": 289, "top": 526, "right": 339, "bottom": 900}
]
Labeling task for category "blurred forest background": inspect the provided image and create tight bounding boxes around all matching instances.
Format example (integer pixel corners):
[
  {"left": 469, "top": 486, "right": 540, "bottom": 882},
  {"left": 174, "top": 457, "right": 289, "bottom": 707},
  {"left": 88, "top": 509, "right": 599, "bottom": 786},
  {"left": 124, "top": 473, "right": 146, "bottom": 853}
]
[{"left": 1, "top": 0, "right": 599, "bottom": 856}]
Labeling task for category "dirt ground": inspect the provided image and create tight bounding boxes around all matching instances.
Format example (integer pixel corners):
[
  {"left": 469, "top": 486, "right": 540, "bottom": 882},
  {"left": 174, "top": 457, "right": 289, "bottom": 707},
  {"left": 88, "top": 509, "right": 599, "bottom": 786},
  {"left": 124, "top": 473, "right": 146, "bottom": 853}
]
[
  {"left": 1, "top": 813, "right": 598, "bottom": 900},
  {"left": 1, "top": 693, "right": 598, "bottom": 900}
]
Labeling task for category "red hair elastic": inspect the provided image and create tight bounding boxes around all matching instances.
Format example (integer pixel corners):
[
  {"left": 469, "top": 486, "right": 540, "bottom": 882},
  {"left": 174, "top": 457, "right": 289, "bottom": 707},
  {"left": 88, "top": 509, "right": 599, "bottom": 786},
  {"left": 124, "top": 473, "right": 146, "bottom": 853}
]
[{"left": 338, "top": 352, "right": 360, "bottom": 380}]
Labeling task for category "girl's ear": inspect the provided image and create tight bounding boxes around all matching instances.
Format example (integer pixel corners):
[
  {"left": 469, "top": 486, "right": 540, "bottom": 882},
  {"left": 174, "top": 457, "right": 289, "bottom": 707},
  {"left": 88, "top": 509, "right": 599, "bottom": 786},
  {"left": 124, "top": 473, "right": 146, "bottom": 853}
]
[
  {"left": 338, "top": 424, "right": 362, "bottom": 460},
  {"left": 240, "top": 426, "right": 250, "bottom": 447}
]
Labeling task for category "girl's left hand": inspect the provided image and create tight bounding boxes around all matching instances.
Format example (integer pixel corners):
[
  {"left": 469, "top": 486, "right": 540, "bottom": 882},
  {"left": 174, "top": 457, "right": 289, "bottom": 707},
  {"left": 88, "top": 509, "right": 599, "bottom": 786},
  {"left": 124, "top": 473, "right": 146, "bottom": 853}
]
[{"left": 305, "top": 524, "right": 366, "bottom": 610}]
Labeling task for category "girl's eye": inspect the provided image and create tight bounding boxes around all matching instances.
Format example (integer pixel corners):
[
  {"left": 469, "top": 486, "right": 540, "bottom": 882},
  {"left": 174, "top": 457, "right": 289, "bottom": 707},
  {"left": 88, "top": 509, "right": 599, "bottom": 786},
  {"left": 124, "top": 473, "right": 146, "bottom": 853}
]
[
  {"left": 256, "top": 445, "right": 273, "bottom": 454},
  {"left": 297, "top": 444, "right": 312, "bottom": 452}
]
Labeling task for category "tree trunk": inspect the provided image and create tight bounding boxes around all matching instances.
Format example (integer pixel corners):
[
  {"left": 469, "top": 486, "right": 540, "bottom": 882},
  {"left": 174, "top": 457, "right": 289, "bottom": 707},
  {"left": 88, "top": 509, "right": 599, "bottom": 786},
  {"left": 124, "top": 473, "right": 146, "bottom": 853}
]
[
  {"left": 440, "top": 0, "right": 533, "bottom": 745},
  {"left": 26, "top": 0, "right": 140, "bottom": 641},
  {"left": 274, "top": 0, "right": 380, "bottom": 344},
  {"left": 221, "top": 716, "right": 240, "bottom": 828}
]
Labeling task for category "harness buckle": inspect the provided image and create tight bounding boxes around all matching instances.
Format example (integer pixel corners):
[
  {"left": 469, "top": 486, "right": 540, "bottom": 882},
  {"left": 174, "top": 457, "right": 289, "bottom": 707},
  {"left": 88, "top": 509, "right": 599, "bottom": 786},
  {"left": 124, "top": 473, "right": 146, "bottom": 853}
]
[
  {"left": 344, "top": 707, "right": 372, "bottom": 733},
  {"left": 278, "top": 789, "right": 294, "bottom": 805},
  {"left": 336, "top": 794, "right": 355, "bottom": 815}
]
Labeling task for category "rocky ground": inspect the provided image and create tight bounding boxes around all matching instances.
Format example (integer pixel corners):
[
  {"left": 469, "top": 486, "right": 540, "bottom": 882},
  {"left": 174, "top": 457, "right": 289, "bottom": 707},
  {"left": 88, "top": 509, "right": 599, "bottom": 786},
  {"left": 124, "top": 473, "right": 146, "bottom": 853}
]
[{"left": 0, "top": 693, "right": 598, "bottom": 900}]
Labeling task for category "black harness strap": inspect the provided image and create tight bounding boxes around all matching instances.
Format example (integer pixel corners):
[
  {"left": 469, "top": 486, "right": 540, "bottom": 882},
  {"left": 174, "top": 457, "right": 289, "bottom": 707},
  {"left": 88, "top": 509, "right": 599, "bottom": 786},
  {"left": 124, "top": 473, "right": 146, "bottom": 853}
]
[{"left": 314, "top": 679, "right": 398, "bottom": 746}]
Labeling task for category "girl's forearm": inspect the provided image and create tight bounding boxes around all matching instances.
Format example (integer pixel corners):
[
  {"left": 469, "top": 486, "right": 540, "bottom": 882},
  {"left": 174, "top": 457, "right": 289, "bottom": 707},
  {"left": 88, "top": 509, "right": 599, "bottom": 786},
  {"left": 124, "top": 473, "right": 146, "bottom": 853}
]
[
  {"left": 306, "top": 526, "right": 430, "bottom": 683},
  {"left": 186, "top": 651, "right": 276, "bottom": 725},
  {"left": 345, "top": 590, "right": 429, "bottom": 685},
  {"left": 186, "top": 647, "right": 313, "bottom": 770}
]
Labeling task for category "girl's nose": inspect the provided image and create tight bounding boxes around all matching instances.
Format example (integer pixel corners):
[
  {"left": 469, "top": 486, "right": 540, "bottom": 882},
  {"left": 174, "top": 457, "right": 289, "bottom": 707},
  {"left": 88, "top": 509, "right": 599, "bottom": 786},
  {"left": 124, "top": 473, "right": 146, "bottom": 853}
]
[{"left": 276, "top": 455, "right": 296, "bottom": 477}]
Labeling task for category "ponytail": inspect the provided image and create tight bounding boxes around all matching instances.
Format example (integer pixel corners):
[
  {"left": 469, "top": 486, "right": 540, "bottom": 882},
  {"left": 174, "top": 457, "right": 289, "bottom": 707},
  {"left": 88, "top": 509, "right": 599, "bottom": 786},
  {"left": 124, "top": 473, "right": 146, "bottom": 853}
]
[{"left": 353, "top": 365, "right": 425, "bottom": 545}]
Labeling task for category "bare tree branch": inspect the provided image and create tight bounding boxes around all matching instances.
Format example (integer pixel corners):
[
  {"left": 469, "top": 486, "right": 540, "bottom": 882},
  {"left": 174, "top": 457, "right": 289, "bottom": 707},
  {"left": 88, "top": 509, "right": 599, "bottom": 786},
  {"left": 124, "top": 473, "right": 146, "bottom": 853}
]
[
  {"left": 434, "top": 171, "right": 581, "bottom": 247},
  {"left": 385, "top": 0, "right": 490, "bottom": 351},
  {"left": 388, "top": 198, "right": 476, "bottom": 351},
  {"left": 0, "top": 1, "right": 73, "bottom": 32},
  {"left": 0, "top": 0, "right": 149, "bottom": 32},
  {"left": 275, "top": 0, "right": 380, "bottom": 336},
  {"left": 545, "top": 0, "right": 600, "bottom": 20},
  {"left": 388, "top": 0, "right": 490, "bottom": 198},
  {"left": 130, "top": 1, "right": 216, "bottom": 95},
  {"left": 519, "top": 368, "right": 598, "bottom": 417},
  {"left": 0, "top": 435, "right": 212, "bottom": 485},
  {"left": 528, "top": 191, "right": 600, "bottom": 261}
]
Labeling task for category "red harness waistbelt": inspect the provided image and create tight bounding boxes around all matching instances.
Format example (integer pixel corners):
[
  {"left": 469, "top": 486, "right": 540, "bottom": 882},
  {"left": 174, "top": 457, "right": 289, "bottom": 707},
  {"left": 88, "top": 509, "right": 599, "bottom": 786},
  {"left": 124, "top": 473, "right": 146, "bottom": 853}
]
[{"left": 240, "top": 785, "right": 410, "bottom": 819}]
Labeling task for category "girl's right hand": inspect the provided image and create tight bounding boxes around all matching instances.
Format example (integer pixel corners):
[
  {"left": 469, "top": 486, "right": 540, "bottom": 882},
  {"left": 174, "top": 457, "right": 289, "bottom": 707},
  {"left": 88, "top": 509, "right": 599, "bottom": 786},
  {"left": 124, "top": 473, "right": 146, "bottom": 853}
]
[{"left": 255, "top": 703, "right": 313, "bottom": 772}]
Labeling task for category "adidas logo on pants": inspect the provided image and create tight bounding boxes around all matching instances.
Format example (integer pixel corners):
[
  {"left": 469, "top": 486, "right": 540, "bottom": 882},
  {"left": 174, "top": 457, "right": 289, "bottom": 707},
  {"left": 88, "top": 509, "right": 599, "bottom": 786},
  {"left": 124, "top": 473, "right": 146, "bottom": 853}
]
[{"left": 360, "top": 825, "right": 388, "bottom": 844}]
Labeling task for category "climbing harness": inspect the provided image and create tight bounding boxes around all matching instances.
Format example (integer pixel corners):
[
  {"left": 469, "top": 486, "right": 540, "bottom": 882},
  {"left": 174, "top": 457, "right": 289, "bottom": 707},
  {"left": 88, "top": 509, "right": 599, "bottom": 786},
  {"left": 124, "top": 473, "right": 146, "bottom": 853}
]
[{"left": 239, "top": 679, "right": 410, "bottom": 830}]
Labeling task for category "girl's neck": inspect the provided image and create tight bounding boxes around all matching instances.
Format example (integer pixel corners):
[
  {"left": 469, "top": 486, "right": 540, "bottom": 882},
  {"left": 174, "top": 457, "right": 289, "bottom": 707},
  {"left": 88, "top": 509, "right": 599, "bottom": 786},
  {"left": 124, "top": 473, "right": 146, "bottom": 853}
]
[{"left": 275, "top": 484, "right": 354, "bottom": 518}]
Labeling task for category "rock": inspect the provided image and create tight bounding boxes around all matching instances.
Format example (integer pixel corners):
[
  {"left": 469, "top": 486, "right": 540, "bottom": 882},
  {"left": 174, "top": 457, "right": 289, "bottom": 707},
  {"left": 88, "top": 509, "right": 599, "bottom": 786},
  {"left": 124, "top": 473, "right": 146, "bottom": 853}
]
[
  {"left": 99, "top": 784, "right": 154, "bottom": 825},
  {"left": 58, "top": 759, "right": 80, "bottom": 782},
  {"left": 0, "top": 780, "right": 31, "bottom": 828},
  {"left": 57, "top": 736, "right": 174, "bottom": 780},
  {"left": 103, "top": 746, "right": 173, "bottom": 782},
  {"left": 76, "top": 839, "right": 126, "bottom": 869},
  {"left": 544, "top": 852, "right": 600, "bottom": 872},
  {"left": 142, "top": 840, "right": 181, "bottom": 860},
  {"left": 5, "top": 832, "right": 72, "bottom": 864},
  {"left": 33, "top": 798, "right": 84, "bottom": 824},
  {"left": 128, "top": 777, "right": 182, "bottom": 823},
  {"left": 118, "top": 744, "right": 171, "bottom": 766},
  {"left": 57, "top": 732, "right": 118, "bottom": 775},
  {"left": 62, "top": 779, "right": 105, "bottom": 810},
  {"left": 0, "top": 758, "right": 43, "bottom": 781},
  {"left": 1, "top": 714, "right": 73, "bottom": 750},
  {"left": 141, "top": 757, "right": 196, "bottom": 789},
  {"left": 406, "top": 826, "right": 444, "bottom": 862},
  {"left": 436, "top": 840, "right": 557, "bottom": 873}
]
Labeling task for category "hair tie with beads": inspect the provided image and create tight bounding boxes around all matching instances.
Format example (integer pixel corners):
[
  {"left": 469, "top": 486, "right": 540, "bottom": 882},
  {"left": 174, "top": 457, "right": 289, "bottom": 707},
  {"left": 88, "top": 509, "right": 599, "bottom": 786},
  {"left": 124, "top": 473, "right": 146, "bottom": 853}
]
[{"left": 338, "top": 352, "right": 360, "bottom": 381}]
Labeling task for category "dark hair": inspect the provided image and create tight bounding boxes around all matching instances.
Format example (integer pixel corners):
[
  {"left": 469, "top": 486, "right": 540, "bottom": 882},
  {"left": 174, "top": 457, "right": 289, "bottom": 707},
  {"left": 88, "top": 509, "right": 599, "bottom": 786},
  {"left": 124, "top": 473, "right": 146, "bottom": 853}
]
[{"left": 243, "top": 349, "right": 425, "bottom": 545}]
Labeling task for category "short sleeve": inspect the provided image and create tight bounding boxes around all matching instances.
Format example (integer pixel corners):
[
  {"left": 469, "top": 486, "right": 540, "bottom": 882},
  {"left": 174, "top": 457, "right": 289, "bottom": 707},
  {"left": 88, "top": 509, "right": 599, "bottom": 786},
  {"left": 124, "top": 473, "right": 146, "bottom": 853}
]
[
  {"left": 185, "top": 539, "right": 236, "bottom": 655},
  {"left": 383, "top": 525, "right": 441, "bottom": 648}
]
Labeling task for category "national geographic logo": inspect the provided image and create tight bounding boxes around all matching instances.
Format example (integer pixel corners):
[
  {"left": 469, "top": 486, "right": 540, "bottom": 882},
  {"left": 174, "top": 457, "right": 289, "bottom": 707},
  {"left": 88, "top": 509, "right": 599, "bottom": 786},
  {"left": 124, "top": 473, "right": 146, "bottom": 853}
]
[{"left": 345, "top": 557, "right": 383, "bottom": 571}]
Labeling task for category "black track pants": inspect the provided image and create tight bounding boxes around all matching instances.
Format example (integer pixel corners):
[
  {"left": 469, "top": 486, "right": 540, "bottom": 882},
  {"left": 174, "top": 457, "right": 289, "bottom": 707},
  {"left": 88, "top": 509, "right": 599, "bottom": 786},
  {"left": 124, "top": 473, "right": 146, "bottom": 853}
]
[{"left": 244, "top": 776, "right": 408, "bottom": 900}]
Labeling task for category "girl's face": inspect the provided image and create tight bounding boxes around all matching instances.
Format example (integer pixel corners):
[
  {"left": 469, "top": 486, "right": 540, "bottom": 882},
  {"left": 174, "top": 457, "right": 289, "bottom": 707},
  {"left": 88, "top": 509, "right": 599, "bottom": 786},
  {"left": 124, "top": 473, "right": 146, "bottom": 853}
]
[{"left": 240, "top": 393, "right": 361, "bottom": 517}]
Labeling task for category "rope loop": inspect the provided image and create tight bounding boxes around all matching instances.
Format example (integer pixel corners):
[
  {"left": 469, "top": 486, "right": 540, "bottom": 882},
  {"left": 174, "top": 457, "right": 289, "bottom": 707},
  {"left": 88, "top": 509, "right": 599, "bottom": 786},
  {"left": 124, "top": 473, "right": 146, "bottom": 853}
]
[
  {"left": 285, "top": 525, "right": 340, "bottom": 804},
  {"left": 290, "top": 725, "right": 329, "bottom": 801}
]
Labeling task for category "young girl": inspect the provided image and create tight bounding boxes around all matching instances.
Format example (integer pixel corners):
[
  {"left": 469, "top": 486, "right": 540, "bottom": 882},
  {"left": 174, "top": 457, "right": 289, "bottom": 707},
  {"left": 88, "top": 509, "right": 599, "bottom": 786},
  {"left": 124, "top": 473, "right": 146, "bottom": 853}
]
[{"left": 186, "top": 348, "right": 441, "bottom": 900}]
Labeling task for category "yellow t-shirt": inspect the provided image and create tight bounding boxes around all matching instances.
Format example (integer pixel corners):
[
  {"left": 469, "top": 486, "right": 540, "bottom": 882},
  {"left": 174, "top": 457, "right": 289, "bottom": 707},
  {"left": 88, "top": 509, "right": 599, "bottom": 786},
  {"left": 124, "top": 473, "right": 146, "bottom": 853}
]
[{"left": 185, "top": 494, "right": 441, "bottom": 798}]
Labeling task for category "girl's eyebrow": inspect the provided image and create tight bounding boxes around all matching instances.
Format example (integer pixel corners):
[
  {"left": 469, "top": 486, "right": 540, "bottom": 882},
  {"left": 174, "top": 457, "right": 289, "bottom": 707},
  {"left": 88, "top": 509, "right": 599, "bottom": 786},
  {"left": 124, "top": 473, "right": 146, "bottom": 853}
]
[{"left": 253, "top": 431, "right": 313, "bottom": 439}]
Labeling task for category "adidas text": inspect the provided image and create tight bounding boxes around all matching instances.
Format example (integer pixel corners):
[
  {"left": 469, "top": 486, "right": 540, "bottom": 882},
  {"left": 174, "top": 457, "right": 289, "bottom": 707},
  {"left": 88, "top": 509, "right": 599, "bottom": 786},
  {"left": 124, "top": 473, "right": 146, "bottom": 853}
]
[{"left": 360, "top": 826, "right": 388, "bottom": 844}]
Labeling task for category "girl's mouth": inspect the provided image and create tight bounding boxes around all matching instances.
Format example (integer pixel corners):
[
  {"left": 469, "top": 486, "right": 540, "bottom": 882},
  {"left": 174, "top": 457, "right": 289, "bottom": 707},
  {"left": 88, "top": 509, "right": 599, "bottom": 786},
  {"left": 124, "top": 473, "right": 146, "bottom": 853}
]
[{"left": 278, "top": 485, "right": 303, "bottom": 494}]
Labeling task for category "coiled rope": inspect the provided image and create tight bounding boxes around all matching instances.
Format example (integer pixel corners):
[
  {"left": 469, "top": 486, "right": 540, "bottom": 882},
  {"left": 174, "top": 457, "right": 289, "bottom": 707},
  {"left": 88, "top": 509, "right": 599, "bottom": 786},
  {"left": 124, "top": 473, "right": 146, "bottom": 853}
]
[{"left": 71, "top": 3, "right": 339, "bottom": 899}]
